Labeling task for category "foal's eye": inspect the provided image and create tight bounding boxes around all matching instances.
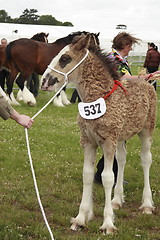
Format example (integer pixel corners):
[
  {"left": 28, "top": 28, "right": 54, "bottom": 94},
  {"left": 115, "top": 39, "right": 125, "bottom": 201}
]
[{"left": 59, "top": 54, "right": 72, "bottom": 68}]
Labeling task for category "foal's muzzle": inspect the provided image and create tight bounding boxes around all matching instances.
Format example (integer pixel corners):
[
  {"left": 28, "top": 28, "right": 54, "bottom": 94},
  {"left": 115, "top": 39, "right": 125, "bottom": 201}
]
[{"left": 41, "top": 73, "right": 58, "bottom": 91}]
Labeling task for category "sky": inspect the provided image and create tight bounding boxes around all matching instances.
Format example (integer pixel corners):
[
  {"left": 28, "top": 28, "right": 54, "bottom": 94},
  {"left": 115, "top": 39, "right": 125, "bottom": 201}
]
[{"left": 1, "top": 0, "right": 160, "bottom": 40}]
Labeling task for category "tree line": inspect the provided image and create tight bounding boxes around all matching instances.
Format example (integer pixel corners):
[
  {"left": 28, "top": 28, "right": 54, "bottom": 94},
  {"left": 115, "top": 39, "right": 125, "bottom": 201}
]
[{"left": 0, "top": 9, "right": 73, "bottom": 26}]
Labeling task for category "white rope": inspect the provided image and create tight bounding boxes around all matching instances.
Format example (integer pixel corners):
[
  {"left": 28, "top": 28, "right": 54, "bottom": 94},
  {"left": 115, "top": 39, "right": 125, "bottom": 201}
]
[
  {"left": 24, "top": 50, "right": 89, "bottom": 239},
  {"left": 32, "top": 82, "right": 68, "bottom": 120},
  {"left": 48, "top": 49, "right": 89, "bottom": 81},
  {"left": 24, "top": 82, "right": 68, "bottom": 240},
  {"left": 25, "top": 128, "right": 54, "bottom": 240}
]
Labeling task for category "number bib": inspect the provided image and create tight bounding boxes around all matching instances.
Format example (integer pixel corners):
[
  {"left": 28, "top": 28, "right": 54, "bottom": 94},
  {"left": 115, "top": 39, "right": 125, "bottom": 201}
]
[{"left": 78, "top": 97, "right": 106, "bottom": 120}]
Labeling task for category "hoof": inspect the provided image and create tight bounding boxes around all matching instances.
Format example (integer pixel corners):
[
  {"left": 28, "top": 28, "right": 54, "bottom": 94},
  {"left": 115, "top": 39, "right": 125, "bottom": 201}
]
[
  {"left": 70, "top": 223, "right": 82, "bottom": 231},
  {"left": 70, "top": 218, "right": 85, "bottom": 231},
  {"left": 112, "top": 202, "right": 121, "bottom": 210},
  {"left": 9, "top": 100, "right": 21, "bottom": 106},
  {"left": 53, "top": 102, "right": 65, "bottom": 107},
  {"left": 63, "top": 100, "right": 71, "bottom": 105},
  {"left": 99, "top": 225, "right": 117, "bottom": 235},
  {"left": 139, "top": 206, "right": 154, "bottom": 214},
  {"left": 27, "top": 101, "right": 36, "bottom": 106}
]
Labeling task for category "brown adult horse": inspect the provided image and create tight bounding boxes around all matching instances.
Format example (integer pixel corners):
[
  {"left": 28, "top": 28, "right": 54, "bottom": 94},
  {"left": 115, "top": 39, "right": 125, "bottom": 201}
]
[
  {"left": 0, "top": 32, "right": 49, "bottom": 105},
  {"left": 5, "top": 31, "right": 100, "bottom": 106}
]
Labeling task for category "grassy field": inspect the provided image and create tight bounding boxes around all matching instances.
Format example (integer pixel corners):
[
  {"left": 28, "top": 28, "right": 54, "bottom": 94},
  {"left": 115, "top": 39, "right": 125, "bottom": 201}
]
[{"left": 0, "top": 84, "right": 160, "bottom": 240}]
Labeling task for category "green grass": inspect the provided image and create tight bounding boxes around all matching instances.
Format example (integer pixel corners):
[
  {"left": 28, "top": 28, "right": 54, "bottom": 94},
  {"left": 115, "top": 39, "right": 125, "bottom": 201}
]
[{"left": 0, "top": 87, "right": 160, "bottom": 240}]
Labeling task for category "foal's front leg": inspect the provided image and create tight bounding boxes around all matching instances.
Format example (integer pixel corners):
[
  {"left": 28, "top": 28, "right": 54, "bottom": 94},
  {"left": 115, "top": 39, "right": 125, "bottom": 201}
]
[
  {"left": 100, "top": 143, "right": 117, "bottom": 234},
  {"left": 70, "top": 143, "right": 96, "bottom": 230}
]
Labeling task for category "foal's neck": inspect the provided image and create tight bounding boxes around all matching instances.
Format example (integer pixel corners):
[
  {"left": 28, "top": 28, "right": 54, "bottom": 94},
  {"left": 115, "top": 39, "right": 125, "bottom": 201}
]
[{"left": 76, "top": 53, "right": 114, "bottom": 102}]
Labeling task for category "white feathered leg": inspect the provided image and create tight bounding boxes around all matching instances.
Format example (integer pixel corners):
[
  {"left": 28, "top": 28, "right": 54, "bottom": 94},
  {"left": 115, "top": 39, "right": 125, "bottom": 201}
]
[
  {"left": 17, "top": 89, "right": 23, "bottom": 101},
  {"left": 0, "top": 87, "right": 10, "bottom": 102},
  {"left": 139, "top": 133, "right": 154, "bottom": 214},
  {"left": 53, "top": 93, "right": 64, "bottom": 107},
  {"left": 61, "top": 89, "right": 71, "bottom": 105},
  {"left": 70, "top": 143, "right": 96, "bottom": 230},
  {"left": 112, "top": 141, "right": 126, "bottom": 209},
  {"left": 9, "top": 92, "right": 20, "bottom": 105},
  {"left": 22, "top": 86, "right": 36, "bottom": 106},
  {"left": 100, "top": 142, "right": 117, "bottom": 234}
]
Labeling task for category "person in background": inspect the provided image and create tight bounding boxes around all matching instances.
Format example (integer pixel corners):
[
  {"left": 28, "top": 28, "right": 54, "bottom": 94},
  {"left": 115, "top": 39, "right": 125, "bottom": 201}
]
[
  {"left": 1, "top": 38, "right": 7, "bottom": 47},
  {"left": 70, "top": 89, "right": 81, "bottom": 103},
  {"left": 143, "top": 42, "right": 160, "bottom": 90},
  {"left": 0, "top": 38, "right": 10, "bottom": 91},
  {"left": 0, "top": 92, "right": 33, "bottom": 128},
  {"left": 94, "top": 32, "right": 153, "bottom": 185}
]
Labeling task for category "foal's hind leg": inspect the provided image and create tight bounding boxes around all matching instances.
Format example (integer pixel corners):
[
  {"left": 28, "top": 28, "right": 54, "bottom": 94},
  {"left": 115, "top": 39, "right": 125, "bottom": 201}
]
[
  {"left": 138, "top": 132, "right": 154, "bottom": 214},
  {"left": 70, "top": 143, "right": 96, "bottom": 230},
  {"left": 112, "top": 141, "right": 126, "bottom": 209}
]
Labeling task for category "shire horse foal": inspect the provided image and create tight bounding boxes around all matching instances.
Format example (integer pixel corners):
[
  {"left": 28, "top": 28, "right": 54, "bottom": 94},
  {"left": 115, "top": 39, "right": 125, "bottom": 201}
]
[
  {"left": 0, "top": 32, "right": 49, "bottom": 105},
  {"left": 41, "top": 34, "right": 156, "bottom": 234}
]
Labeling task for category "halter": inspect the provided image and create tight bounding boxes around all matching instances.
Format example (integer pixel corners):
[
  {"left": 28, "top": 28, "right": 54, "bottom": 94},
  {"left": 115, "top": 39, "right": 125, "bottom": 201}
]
[{"left": 47, "top": 49, "right": 89, "bottom": 82}]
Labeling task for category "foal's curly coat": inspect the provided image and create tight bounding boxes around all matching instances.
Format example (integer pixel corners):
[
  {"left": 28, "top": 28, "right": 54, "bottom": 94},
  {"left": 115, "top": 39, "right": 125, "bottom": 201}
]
[{"left": 41, "top": 34, "right": 157, "bottom": 234}]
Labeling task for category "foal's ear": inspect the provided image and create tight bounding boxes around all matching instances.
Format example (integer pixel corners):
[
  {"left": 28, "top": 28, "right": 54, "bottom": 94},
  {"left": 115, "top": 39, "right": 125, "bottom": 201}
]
[{"left": 73, "top": 34, "right": 91, "bottom": 51}]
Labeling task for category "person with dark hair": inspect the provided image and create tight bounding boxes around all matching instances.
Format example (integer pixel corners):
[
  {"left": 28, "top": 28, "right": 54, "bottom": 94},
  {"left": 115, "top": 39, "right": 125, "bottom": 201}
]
[
  {"left": 143, "top": 42, "right": 160, "bottom": 90},
  {"left": 94, "top": 32, "right": 151, "bottom": 185}
]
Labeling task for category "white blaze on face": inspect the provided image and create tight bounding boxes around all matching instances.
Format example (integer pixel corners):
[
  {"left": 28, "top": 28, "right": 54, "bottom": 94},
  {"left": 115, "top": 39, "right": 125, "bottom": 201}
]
[
  {"left": 49, "top": 45, "right": 70, "bottom": 69},
  {"left": 40, "top": 45, "right": 70, "bottom": 88}
]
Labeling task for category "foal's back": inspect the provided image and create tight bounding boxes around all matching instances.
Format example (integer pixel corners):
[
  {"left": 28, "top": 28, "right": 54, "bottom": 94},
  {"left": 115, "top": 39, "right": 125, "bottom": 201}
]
[
  {"left": 119, "top": 79, "right": 156, "bottom": 139},
  {"left": 78, "top": 78, "right": 156, "bottom": 144}
]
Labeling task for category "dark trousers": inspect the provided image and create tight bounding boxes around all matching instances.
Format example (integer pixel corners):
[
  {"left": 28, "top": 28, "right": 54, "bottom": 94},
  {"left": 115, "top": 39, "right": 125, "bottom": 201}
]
[
  {"left": 147, "top": 66, "right": 158, "bottom": 90},
  {"left": 95, "top": 155, "right": 118, "bottom": 184},
  {"left": 70, "top": 89, "right": 81, "bottom": 103}
]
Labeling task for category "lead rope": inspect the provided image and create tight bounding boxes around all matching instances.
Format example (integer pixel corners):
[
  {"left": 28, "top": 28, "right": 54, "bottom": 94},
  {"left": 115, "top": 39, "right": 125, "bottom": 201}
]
[
  {"left": 24, "top": 50, "right": 89, "bottom": 240},
  {"left": 24, "top": 82, "right": 67, "bottom": 240},
  {"left": 25, "top": 128, "right": 54, "bottom": 240}
]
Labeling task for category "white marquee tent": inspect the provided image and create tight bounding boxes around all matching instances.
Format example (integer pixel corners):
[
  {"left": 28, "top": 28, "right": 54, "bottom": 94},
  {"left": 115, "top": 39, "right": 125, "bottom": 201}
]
[{"left": 0, "top": 22, "right": 160, "bottom": 57}]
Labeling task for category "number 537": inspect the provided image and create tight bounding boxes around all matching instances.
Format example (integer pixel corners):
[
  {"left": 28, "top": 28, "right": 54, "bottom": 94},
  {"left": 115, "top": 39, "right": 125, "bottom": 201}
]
[{"left": 84, "top": 103, "right": 101, "bottom": 116}]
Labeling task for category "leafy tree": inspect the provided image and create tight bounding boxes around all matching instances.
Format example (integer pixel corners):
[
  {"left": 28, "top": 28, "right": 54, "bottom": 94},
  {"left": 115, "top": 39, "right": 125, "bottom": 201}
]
[
  {"left": 38, "top": 15, "right": 60, "bottom": 25},
  {"left": 17, "top": 8, "right": 39, "bottom": 24},
  {"left": 38, "top": 15, "right": 73, "bottom": 26},
  {"left": 62, "top": 21, "right": 73, "bottom": 27},
  {"left": 0, "top": 8, "right": 74, "bottom": 26},
  {"left": 0, "top": 10, "right": 12, "bottom": 22}
]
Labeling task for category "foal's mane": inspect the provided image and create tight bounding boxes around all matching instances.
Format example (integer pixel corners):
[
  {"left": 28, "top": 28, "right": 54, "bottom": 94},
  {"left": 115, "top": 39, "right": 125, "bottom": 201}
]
[{"left": 89, "top": 46, "right": 120, "bottom": 80}]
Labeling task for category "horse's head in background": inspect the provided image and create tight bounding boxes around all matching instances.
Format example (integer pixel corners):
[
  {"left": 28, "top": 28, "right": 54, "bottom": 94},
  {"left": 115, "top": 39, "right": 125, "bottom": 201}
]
[{"left": 31, "top": 32, "right": 49, "bottom": 43}]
